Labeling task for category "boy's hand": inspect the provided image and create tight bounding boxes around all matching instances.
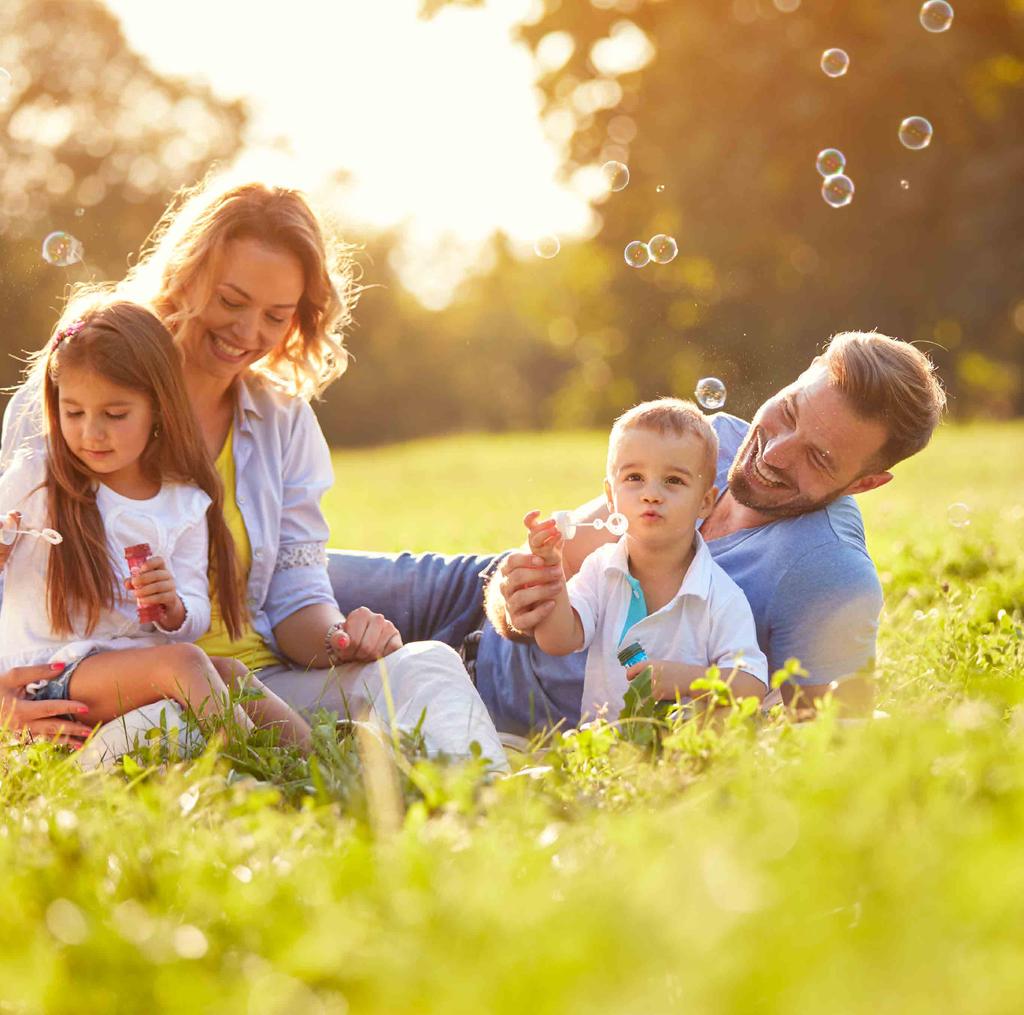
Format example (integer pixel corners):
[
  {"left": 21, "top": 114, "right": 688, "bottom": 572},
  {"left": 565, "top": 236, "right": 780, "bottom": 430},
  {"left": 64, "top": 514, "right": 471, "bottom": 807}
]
[
  {"left": 0, "top": 511, "right": 21, "bottom": 570},
  {"left": 125, "top": 555, "right": 185, "bottom": 630},
  {"left": 523, "top": 510, "right": 565, "bottom": 568}
]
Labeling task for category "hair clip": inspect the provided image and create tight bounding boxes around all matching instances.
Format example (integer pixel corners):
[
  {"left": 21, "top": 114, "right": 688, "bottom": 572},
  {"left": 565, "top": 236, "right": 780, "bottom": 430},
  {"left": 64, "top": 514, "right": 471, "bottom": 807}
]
[{"left": 52, "top": 319, "right": 85, "bottom": 346}]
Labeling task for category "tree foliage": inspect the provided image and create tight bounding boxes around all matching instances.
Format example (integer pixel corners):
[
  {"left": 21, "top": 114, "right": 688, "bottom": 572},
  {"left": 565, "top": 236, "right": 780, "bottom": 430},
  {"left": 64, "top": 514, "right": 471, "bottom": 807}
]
[{"left": 0, "top": 0, "right": 245, "bottom": 391}]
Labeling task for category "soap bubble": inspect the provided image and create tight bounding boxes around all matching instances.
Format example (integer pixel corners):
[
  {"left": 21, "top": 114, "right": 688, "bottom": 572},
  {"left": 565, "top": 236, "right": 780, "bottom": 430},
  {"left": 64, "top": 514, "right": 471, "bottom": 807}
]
[
  {"left": 899, "top": 116, "right": 933, "bottom": 150},
  {"left": 41, "top": 232, "right": 84, "bottom": 267},
  {"left": 920, "top": 0, "right": 954, "bottom": 32},
  {"left": 821, "top": 173, "right": 855, "bottom": 208},
  {"left": 74, "top": 207, "right": 85, "bottom": 218},
  {"left": 695, "top": 377, "right": 727, "bottom": 410},
  {"left": 656, "top": 184, "right": 665, "bottom": 193},
  {"left": 816, "top": 148, "right": 846, "bottom": 177},
  {"left": 947, "top": 502, "right": 970, "bottom": 528},
  {"left": 821, "top": 48, "right": 850, "bottom": 77},
  {"left": 624, "top": 241, "right": 650, "bottom": 268},
  {"left": 601, "top": 161, "right": 630, "bottom": 192},
  {"left": 534, "top": 234, "right": 560, "bottom": 259},
  {"left": 648, "top": 234, "right": 678, "bottom": 264},
  {"left": 900, "top": 179, "right": 910, "bottom": 190},
  {"left": 0, "top": 68, "right": 11, "bottom": 105}
]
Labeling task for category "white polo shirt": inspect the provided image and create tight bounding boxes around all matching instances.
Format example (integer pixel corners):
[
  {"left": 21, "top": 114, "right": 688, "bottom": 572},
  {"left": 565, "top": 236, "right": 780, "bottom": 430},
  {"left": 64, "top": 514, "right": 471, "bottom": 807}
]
[{"left": 568, "top": 533, "right": 768, "bottom": 720}]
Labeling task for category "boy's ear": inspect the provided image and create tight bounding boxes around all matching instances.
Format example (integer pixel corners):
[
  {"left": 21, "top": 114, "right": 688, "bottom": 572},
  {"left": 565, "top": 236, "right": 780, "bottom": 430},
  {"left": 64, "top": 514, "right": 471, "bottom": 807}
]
[
  {"left": 603, "top": 477, "right": 614, "bottom": 511},
  {"left": 699, "top": 484, "right": 718, "bottom": 520}
]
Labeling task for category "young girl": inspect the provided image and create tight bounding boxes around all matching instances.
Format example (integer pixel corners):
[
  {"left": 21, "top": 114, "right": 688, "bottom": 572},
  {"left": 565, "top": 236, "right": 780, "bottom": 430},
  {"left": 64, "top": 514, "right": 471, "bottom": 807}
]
[{"left": 0, "top": 299, "right": 310, "bottom": 749}]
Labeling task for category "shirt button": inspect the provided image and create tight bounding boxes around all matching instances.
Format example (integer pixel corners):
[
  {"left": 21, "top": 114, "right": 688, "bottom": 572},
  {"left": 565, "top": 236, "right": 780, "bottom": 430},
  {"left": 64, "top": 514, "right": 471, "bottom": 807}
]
[
  {"left": 238, "top": 496, "right": 246, "bottom": 506},
  {"left": 253, "top": 549, "right": 263, "bottom": 560}
]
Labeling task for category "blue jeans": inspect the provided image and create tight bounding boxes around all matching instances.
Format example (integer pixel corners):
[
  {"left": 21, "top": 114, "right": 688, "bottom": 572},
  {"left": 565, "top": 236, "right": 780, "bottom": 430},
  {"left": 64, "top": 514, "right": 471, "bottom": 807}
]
[{"left": 327, "top": 550, "right": 585, "bottom": 735}]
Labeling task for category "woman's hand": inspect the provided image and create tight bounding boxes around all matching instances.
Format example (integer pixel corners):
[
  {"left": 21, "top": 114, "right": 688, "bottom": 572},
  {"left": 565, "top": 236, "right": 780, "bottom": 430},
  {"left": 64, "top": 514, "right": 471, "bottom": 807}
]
[
  {"left": 125, "top": 555, "right": 185, "bottom": 630},
  {"left": 330, "top": 607, "right": 403, "bottom": 663},
  {"left": 0, "top": 663, "right": 93, "bottom": 745}
]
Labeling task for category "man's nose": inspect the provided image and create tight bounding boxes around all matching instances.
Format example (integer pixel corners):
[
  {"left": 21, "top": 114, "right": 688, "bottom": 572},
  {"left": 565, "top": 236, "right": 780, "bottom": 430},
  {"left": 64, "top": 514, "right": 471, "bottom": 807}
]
[{"left": 761, "top": 432, "right": 794, "bottom": 468}]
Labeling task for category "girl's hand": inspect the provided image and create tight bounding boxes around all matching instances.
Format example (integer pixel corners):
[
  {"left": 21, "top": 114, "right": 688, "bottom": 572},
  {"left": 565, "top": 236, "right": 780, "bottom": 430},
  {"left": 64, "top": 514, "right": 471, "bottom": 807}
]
[
  {"left": 0, "top": 663, "right": 93, "bottom": 745},
  {"left": 523, "top": 510, "right": 565, "bottom": 568},
  {"left": 125, "top": 555, "right": 186, "bottom": 630},
  {"left": 0, "top": 511, "right": 21, "bottom": 570}
]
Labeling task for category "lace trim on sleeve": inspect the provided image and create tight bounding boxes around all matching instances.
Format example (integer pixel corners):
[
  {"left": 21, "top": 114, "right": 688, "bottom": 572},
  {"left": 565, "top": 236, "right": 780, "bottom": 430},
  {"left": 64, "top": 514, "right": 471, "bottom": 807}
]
[{"left": 275, "top": 542, "right": 328, "bottom": 572}]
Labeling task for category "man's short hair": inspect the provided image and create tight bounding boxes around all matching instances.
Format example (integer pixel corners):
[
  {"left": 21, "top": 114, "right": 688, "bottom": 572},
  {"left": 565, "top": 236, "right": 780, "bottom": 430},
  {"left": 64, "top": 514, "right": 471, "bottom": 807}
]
[
  {"left": 820, "top": 331, "right": 947, "bottom": 471},
  {"left": 607, "top": 398, "right": 719, "bottom": 491}
]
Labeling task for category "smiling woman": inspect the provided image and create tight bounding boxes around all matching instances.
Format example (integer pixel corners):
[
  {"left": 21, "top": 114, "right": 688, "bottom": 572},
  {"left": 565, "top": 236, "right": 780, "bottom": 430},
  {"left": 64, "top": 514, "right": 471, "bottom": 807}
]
[{"left": 0, "top": 175, "right": 507, "bottom": 766}]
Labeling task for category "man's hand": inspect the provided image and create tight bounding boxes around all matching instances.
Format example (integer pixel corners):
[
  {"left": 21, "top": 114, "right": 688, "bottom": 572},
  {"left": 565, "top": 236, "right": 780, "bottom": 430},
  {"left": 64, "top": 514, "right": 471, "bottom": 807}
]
[
  {"left": 329, "top": 607, "right": 403, "bottom": 663},
  {"left": 125, "top": 555, "right": 185, "bottom": 630},
  {"left": 493, "top": 550, "right": 565, "bottom": 638},
  {"left": 0, "top": 664, "right": 93, "bottom": 745}
]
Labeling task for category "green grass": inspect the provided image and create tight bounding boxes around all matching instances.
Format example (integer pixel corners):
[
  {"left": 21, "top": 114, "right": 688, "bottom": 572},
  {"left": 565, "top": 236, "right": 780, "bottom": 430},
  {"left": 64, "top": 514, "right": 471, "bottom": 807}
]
[{"left": 2, "top": 422, "right": 1024, "bottom": 1014}]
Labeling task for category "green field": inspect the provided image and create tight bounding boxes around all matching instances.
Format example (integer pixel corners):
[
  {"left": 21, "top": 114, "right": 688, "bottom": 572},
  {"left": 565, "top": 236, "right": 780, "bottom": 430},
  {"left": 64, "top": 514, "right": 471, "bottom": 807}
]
[{"left": 2, "top": 422, "right": 1023, "bottom": 1014}]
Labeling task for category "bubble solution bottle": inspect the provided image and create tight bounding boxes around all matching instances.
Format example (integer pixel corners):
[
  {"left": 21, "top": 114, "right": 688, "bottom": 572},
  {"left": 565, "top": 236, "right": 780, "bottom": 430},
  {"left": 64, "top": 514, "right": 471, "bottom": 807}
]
[
  {"left": 124, "top": 543, "right": 162, "bottom": 624},
  {"left": 617, "top": 641, "right": 648, "bottom": 669}
]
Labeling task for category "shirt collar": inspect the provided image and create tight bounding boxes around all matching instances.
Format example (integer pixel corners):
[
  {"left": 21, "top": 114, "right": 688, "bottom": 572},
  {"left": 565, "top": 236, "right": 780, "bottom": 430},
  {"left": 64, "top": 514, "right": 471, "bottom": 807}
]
[
  {"left": 603, "top": 531, "right": 715, "bottom": 604},
  {"left": 233, "top": 374, "right": 265, "bottom": 433}
]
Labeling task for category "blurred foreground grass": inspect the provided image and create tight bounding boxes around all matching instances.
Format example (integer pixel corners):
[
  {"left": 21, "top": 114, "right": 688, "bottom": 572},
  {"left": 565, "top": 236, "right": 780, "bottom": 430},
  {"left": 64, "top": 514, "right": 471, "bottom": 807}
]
[{"left": 2, "top": 422, "right": 1023, "bottom": 1014}]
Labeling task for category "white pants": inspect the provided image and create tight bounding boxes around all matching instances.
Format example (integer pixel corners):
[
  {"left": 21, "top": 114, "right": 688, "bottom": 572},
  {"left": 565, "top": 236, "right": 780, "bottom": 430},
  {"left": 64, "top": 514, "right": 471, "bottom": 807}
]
[{"left": 260, "top": 641, "right": 508, "bottom": 770}]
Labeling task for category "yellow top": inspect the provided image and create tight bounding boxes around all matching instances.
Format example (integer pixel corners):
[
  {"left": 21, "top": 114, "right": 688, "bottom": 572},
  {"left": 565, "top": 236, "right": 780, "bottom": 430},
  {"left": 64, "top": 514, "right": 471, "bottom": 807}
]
[{"left": 194, "top": 429, "right": 280, "bottom": 672}]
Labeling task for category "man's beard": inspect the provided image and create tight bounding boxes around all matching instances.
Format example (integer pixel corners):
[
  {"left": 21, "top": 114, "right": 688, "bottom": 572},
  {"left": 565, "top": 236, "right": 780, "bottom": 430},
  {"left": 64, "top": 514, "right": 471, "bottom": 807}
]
[{"left": 727, "top": 429, "right": 843, "bottom": 520}]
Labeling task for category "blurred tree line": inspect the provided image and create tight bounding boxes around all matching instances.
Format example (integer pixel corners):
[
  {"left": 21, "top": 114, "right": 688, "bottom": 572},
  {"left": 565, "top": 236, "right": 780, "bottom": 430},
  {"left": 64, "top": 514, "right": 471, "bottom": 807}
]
[{"left": 2, "top": 0, "right": 1022, "bottom": 450}]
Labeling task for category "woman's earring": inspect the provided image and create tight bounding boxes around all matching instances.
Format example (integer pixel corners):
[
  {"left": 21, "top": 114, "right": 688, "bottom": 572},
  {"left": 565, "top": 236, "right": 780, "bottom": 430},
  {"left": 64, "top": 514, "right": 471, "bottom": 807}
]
[{"left": 152, "top": 423, "right": 161, "bottom": 439}]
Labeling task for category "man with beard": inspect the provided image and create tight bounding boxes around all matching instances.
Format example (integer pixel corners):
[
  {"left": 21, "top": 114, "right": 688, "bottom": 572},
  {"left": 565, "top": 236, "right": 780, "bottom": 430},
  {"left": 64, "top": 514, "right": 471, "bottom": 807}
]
[{"left": 328, "top": 331, "right": 945, "bottom": 729}]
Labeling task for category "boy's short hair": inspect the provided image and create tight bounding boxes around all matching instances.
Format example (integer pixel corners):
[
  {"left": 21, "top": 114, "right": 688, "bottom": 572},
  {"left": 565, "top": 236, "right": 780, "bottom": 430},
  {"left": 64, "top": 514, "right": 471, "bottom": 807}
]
[
  {"left": 820, "top": 331, "right": 946, "bottom": 472},
  {"left": 607, "top": 398, "right": 719, "bottom": 491}
]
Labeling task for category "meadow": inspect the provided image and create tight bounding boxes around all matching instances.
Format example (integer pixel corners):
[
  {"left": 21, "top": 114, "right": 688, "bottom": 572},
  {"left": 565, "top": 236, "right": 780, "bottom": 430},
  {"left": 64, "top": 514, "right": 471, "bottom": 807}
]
[{"left": 1, "top": 421, "right": 1023, "bottom": 1014}]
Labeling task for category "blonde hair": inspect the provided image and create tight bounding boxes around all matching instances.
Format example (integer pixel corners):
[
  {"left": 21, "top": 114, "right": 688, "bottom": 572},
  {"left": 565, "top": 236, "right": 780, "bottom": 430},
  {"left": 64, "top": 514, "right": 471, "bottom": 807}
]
[
  {"left": 607, "top": 398, "right": 719, "bottom": 490},
  {"left": 28, "top": 298, "right": 248, "bottom": 639},
  {"left": 84, "top": 172, "right": 357, "bottom": 400},
  {"left": 820, "top": 331, "right": 946, "bottom": 471}
]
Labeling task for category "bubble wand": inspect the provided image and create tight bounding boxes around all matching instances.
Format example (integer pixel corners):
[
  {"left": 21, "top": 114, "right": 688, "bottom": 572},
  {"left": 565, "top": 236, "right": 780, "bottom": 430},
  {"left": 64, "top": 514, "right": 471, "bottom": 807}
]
[{"left": 551, "top": 510, "right": 629, "bottom": 541}]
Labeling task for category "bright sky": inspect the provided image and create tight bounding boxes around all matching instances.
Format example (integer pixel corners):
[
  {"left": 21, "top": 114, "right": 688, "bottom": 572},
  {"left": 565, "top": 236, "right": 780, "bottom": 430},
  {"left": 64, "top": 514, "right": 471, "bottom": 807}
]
[{"left": 102, "top": 0, "right": 611, "bottom": 308}]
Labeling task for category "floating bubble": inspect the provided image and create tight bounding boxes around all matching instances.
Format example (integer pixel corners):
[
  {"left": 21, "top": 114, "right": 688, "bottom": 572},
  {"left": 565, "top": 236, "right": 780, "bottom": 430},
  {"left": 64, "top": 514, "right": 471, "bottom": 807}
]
[
  {"left": 533, "top": 234, "right": 560, "bottom": 259},
  {"left": 74, "top": 207, "right": 85, "bottom": 218},
  {"left": 900, "top": 179, "right": 910, "bottom": 190},
  {"left": 947, "top": 502, "right": 970, "bottom": 528},
  {"left": 695, "top": 377, "right": 727, "bottom": 411},
  {"left": 41, "top": 231, "right": 84, "bottom": 267},
  {"left": 655, "top": 184, "right": 665, "bottom": 193},
  {"left": 0, "top": 67, "right": 11, "bottom": 105},
  {"left": 899, "top": 116, "right": 933, "bottom": 150},
  {"left": 601, "top": 161, "right": 630, "bottom": 192},
  {"left": 920, "top": 0, "right": 954, "bottom": 32},
  {"left": 624, "top": 240, "right": 650, "bottom": 268},
  {"left": 820, "top": 48, "right": 850, "bottom": 78},
  {"left": 648, "top": 234, "right": 678, "bottom": 265},
  {"left": 822, "top": 173, "right": 855, "bottom": 208},
  {"left": 816, "top": 148, "right": 846, "bottom": 177}
]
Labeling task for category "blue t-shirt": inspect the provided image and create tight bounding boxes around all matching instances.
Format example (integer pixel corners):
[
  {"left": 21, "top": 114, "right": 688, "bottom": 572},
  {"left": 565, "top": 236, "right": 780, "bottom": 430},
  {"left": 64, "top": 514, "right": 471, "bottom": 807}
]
[{"left": 475, "top": 413, "right": 884, "bottom": 733}]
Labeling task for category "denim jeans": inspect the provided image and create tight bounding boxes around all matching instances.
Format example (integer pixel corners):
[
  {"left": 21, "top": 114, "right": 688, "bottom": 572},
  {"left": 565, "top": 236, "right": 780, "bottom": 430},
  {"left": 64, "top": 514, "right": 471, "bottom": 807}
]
[{"left": 327, "top": 550, "right": 586, "bottom": 735}]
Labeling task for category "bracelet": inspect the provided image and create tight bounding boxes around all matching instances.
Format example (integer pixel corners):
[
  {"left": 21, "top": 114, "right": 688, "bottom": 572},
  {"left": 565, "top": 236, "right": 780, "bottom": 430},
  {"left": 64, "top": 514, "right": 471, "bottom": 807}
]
[{"left": 324, "top": 619, "right": 347, "bottom": 667}]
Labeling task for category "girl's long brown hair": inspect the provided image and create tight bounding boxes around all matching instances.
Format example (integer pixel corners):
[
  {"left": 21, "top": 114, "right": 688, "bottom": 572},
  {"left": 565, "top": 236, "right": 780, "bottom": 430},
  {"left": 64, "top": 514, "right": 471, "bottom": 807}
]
[{"left": 30, "top": 300, "right": 247, "bottom": 639}]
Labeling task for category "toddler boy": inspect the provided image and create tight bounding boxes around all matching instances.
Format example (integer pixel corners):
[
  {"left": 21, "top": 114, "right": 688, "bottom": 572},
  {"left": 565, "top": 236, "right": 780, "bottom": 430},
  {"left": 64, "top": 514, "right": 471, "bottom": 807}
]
[{"left": 525, "top": 398, "right": 768, "bottom": 719}]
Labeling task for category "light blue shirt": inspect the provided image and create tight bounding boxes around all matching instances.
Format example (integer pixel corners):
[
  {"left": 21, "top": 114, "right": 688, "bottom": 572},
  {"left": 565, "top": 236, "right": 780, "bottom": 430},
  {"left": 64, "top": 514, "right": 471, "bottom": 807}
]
[{"left": 1, "top": 374, "right": 337, "bottom": 655}]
